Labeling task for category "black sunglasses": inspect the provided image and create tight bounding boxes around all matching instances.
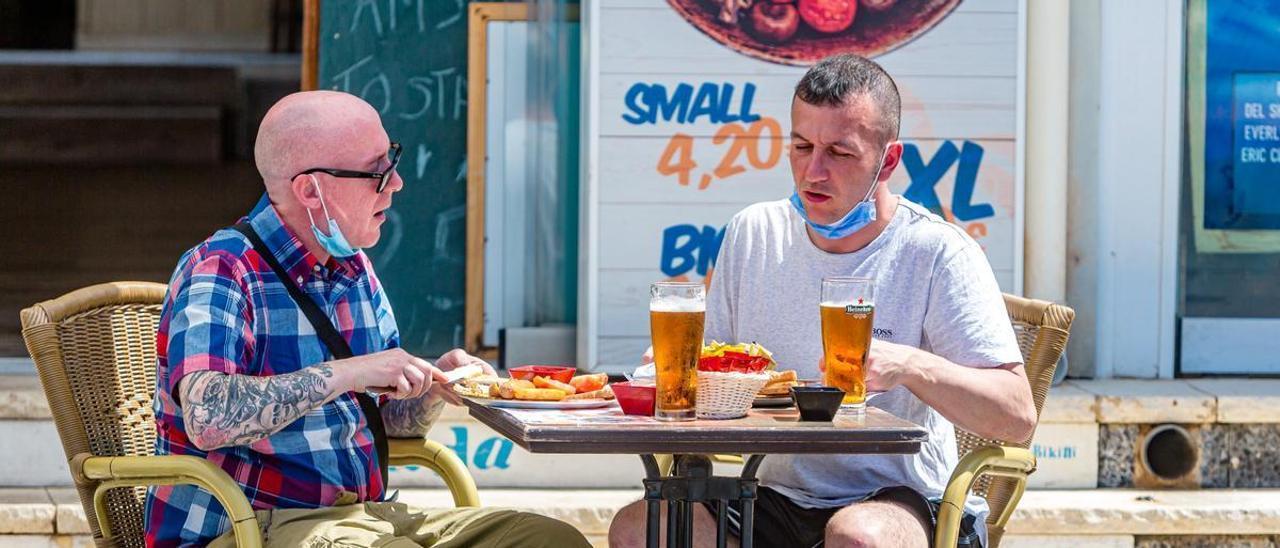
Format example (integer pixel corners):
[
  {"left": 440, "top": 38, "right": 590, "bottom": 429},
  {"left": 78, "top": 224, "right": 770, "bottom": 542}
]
[{"left": 296, "top": 142, "right": 402, "bottom": 193}]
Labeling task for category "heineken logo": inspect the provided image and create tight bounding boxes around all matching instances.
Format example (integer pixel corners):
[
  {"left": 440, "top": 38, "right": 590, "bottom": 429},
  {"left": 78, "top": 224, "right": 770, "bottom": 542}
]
[{"left": 844, "top": 303, "right": 873, "bottom": 315}]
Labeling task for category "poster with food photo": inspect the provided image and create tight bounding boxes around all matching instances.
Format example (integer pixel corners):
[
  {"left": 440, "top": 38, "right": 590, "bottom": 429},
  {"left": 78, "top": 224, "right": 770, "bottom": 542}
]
[
  {"left": 667, "top": 0, "right": 962, "bottom": 65},
  {"left": 584, "top": 0, "right": 1024, "bottom": 370}
]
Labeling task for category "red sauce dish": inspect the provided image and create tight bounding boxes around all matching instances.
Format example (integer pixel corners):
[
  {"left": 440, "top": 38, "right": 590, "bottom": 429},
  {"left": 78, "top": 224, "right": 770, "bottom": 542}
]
[
  {"left": 509, "top": 365, "right": 576, "bottom": 384},
  {"left": 611, "top": 381, "right": 657, "bottom": 416}
]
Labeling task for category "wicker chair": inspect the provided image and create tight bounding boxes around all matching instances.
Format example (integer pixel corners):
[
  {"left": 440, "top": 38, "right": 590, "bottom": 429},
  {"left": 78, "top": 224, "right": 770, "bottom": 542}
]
[
  {"left": 20, "top": 281, "right": 480, "bottom": 548},
  {"left": 934, "top": 293, "right": 1074, "bottom": 547}
]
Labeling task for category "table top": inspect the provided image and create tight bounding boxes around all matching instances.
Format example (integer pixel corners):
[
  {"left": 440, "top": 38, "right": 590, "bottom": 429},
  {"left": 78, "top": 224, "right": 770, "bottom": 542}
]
[{"left": 463, "top": 400, "right": 928, "bottom": 455}]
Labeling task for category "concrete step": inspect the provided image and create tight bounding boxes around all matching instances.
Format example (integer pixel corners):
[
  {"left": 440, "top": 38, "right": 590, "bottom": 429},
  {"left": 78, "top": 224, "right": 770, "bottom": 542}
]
[
  {"left": 0, "top": 51, "right": 301, "bottom": 165},
  {"left": 0, "top": 488, "right": 1275, "bottom": 547},
  {"left": 0, "top": 60, "right": 237, "bottom": 107},
  {"left": 0, "top": 105, "right": 223, "bottom": 165}
]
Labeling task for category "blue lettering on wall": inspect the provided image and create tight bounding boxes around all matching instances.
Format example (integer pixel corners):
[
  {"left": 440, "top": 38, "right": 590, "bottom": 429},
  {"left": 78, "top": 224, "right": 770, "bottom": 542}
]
[
  {"left": 655, "top": 140, "right": 996, "bottom": 279},
  {"left": 660, "top": 224, "right": 726, "bottom": 278},
  {"left": 446, "top": 426, "right": 514, "bottom": 470},
  {"left": 622, "top": 82, "right": 760, "bottom": 125},
  {"left": 1033, "top": 444, "right": 1079, "bottom": 460},
  {"left": 473, "top": 437, "right": 513, "bottom": 470},
  {"left": 901, "top": 140, "right": 995, "bottom": 222},
  {"left": 621, "top": 85, "right": 650, "bottom": 125},
  {"left": 447, "top": 426, "right": 469, "bottom": 463}
]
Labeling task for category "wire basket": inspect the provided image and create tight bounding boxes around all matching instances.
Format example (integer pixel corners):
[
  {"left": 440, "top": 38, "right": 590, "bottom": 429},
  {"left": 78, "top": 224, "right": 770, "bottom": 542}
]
[{"left": 695, "top": 370, "right": 771, "bottom": 419}]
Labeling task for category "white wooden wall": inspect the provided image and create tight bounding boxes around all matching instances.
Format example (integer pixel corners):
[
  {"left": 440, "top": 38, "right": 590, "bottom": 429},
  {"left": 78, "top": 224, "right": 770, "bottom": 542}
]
[{"left": 582, "top": 0, "right": 1024, "bottom": 371}]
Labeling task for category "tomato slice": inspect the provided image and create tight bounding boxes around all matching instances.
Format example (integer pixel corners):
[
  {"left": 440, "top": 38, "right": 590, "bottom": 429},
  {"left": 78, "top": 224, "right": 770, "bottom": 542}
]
[{"left": 797, "top": 0, "right": 857, "bottom": 34}]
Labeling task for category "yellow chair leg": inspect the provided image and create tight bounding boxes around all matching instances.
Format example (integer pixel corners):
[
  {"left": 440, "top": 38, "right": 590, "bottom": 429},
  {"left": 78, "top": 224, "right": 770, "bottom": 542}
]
[
  {"left": 935, "top": 446, "right": 1035, "bottom": 548},
  {"left": 79, "top": 454, "right": 263, "bottom": 548}
]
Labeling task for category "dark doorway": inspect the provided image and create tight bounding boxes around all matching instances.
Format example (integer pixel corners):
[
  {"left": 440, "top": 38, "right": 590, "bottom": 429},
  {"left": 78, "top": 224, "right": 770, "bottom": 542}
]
[{"left": 0, "top": 0, "right": 76, "bottom": 50}]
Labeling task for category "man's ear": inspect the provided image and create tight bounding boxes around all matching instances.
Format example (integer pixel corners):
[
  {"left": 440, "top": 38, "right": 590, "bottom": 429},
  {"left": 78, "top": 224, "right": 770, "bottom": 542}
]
[
  {"left": 292, "top": 174, "right": 323, "bottom": 210},
  {"left": 878, "top": 141, "right": 904, "bottom": 183}
]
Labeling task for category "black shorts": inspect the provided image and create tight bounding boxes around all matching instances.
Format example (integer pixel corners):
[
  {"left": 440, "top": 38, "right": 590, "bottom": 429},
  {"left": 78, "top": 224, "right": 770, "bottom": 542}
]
[{"left": 700, "top": 485, "right": 984, "bottom": 548}]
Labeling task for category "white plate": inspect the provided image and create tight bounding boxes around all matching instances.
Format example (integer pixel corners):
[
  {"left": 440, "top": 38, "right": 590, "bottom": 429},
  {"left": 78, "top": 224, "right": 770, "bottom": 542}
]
[{"left": 464, "top": 396, "right": 618, "bottom": 410}]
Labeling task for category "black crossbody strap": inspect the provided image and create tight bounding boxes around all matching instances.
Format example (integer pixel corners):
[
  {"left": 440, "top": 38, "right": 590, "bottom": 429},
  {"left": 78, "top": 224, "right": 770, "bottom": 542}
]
[{"left": 231, "top": 222, "right": 390, "bottom": 490}]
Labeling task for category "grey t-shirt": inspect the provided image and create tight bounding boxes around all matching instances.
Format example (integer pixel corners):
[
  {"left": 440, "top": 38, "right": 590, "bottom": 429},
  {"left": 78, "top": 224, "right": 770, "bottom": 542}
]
[{"left": 705, "top": 197, "right": 1023, "bottom": 536}]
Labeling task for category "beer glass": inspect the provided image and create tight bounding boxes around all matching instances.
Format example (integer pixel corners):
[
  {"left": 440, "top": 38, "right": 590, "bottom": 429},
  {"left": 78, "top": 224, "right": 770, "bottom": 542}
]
[
  {"left": 650, "top": 282, "right": 705, "bottom": 421},
  {"left": 821, "top": 277, "right": 875, "bottom": 410}
]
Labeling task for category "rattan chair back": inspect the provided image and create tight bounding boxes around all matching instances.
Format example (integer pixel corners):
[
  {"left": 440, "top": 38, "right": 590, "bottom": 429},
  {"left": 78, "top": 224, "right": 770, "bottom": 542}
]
[
  {"left": 954, "top": 293, "right": 1074, "bottom": 547},
  {"left": 21, "top": 281, "right": 168, "bottom": 548}
]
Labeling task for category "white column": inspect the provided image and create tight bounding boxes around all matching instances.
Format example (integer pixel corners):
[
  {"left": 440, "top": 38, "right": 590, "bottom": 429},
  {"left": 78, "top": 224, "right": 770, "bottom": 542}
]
[
  {"left": 1066, "top": 0, "right": 1102, "bottom": 377},
  {"left": 1079, "top": 0, "right": 1183, "bottom": 378},
  {"left": 1023, "top": 0, "right": 1070, "bottom": 304}
]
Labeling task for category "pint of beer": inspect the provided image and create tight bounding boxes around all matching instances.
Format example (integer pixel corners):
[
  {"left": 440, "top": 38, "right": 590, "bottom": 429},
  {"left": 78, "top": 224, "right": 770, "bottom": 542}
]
[
  {"left": 821, "top": 277, "right": 875, "bottom": 409},
  {"left": 650, "top": 282, "right": 705, "bottom": 421}
]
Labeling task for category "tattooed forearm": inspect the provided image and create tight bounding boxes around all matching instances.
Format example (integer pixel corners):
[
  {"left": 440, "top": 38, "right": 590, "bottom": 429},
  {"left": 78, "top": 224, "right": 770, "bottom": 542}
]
[
  {"left": 179, "top": 366, "right": 341, "bottom": 450},
  {"left": 382, "top": 395, "right": 445, "bottom": 438}
]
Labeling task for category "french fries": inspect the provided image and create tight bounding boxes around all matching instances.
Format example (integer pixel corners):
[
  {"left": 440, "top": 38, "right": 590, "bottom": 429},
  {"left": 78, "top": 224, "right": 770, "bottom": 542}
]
[
  {"left": 512, "top": 387, "right": 568, "bottom": 401},
  {"left": 531, "top": 375, "right": 577, "bottom": 395},
  {"left": 564, "top": 386, "right": 615, "bottom": 401},
  {"left": 496, "top": 379, "right": 536, "bottom": 399},
  {"left": 454, "top": 373, "right": 616, "bottom": 402}
]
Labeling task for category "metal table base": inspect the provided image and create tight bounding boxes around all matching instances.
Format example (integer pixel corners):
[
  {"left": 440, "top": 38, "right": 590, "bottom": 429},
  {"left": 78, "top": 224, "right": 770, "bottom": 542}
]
[{"left": 640, "top": 454, "right": 766, "bottom": 548}]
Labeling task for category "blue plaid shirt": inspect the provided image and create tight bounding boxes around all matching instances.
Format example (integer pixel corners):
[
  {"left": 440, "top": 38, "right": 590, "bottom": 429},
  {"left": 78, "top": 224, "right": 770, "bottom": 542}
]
[{"left": 144, "top": 194, "right": 399, "bottom": 547}]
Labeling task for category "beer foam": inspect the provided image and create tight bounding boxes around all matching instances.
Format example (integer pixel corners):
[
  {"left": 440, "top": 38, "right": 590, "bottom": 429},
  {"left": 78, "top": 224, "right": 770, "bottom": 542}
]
[
  {"left": 820, "top": 300, "right": 875, "bottom": 308},
  {"left": 650, "top": 297, "right": 705, "bottom": 313}
]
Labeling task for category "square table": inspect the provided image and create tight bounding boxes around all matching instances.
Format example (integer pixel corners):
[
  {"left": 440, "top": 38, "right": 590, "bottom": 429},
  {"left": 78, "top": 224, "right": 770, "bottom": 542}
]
[{"left": 463, "top": 401, "right": 928, "bottom": 548}]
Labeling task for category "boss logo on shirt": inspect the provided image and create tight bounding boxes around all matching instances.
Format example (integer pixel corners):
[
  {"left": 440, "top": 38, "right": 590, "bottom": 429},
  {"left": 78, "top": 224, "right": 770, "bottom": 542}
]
[{"left": 873, "top": 328, "right": 894, "bottom": 338}]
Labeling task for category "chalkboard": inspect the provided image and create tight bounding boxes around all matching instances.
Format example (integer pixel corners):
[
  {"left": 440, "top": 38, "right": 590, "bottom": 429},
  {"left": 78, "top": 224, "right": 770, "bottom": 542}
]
[{"left": 310, "top": 0, "right": 482, "bottom": 356}]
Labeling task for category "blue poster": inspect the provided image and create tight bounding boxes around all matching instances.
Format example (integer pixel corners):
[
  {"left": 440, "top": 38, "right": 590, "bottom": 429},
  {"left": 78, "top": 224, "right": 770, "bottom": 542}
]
[{"left": 1204, "top": 1, "right": 1280, "bottom": 229}]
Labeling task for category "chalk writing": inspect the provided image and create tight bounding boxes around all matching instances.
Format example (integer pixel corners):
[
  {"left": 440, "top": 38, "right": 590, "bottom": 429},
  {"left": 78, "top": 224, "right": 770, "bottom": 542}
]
[
  {"left": 361, "top": 72, "right": 393, "bottom": 114},
  {"left": 416, "top": 144, "right": 432, "bottom": 179},
  {"left": 437, "top": 0, "right": 465, "bottom": 29},
  {"left": 352, "top": 0, "right": 434, "bottom": 35},
  {"left": 331, "top": 59, "right": 466, "bottom": 124},
  {"left": 320, "top": 0, "right": 476, "bottom": 357}
]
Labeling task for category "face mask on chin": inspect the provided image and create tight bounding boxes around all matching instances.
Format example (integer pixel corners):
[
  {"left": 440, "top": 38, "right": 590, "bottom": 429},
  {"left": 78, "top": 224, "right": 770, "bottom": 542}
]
[
  {"left": 306, "top": 175, "right": 360, "bottom": 258},
  {"left": 790, "top": 143, "right": 891, "bottom": 240}
]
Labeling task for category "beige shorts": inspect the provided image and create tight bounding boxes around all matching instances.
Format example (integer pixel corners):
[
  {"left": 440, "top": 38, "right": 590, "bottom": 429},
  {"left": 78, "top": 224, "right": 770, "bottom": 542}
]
[{"left": 208, "top": 501, "right": 590, "bottom": 548}]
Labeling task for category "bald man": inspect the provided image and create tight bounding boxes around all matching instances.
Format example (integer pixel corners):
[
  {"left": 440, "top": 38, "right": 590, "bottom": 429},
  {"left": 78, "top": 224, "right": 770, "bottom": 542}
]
[{"left": 144, "top": 91, "right": 590, "bottom": 547}]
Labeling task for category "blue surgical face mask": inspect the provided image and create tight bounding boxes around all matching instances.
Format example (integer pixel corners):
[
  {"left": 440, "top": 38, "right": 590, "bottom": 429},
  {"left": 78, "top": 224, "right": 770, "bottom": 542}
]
[
  {"left": 306, "top": 175, "right": 359, "bottom": 258},
  {"left": 790, "top": 144, "right": 890, "bottom": 240}
]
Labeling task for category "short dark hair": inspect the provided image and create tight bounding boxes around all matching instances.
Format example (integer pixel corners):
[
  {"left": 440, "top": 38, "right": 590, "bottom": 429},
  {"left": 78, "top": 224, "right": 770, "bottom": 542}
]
[{"left": 794, "top": 53, "right": 901, "bottom": 143}]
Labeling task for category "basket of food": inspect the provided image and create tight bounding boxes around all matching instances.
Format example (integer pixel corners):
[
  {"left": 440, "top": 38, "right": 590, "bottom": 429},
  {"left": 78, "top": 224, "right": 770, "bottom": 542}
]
[{"left": 696, "top": 341, "right": 775, "bottom": 419}]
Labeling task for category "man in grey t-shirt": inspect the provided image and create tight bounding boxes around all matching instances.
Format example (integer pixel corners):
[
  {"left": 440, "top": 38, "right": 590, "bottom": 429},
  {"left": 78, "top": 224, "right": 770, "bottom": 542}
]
[{"left": 609, "top": 54, "right": 1035, "bottom": 548}]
